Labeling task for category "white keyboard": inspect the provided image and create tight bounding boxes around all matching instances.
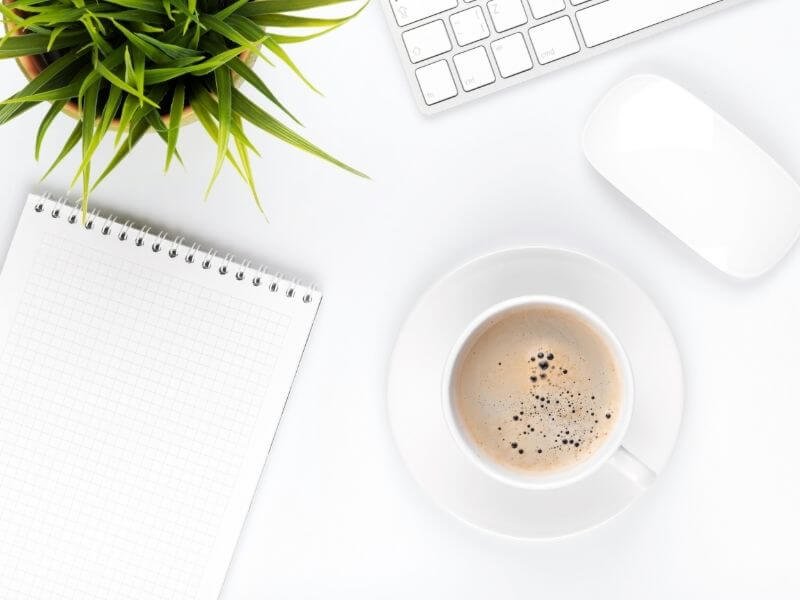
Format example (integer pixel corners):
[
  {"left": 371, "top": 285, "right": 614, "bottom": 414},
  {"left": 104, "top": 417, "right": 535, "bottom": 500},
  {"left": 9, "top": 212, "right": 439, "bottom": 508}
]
[{"left": 381, "top": 0, "right": 750, "bottom": 114}]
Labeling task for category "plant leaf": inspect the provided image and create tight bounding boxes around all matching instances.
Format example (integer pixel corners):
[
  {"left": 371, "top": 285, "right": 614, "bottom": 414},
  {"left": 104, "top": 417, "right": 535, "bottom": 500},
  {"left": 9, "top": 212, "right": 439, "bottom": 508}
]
[
  {"left": 92, "top": 117, "right": 150, "bottom": 189},
  {"left": 232, "top": 88, "right": 367, "bottom": 178},
  {"left": 115, "top": 93, "right": 139, "bottom": 146},
  {"left": 78, "top": 45, "right": 124, "bottom": 101},
  {"left": 165, "top": 81, "right": 184, "bottom": 170},
  {"left": 222, "top": 15, "right": 273, "bottom": 64},
  {"left": 144, "top": 42, "right": 252, "bottom": 83},
  {"left": 251, "top": 13, "right": 353, "bottom": 28},
  {"left": 80, "top": 14, "right": 113, "bottom": 55},
  {"left": 70, "top": 84, "right": 123, "bottom": 181},
  {"left": 78, "top": 79, "right": 100, "bottom": 217},
  {"left": 232, "top": 114, "right": 264, "bottom": 215},
  {"left": 0, "top": 31, "right": 88, "bottom": 58},
  {"left": 137, "top": 31, "right": 204, "bottom": 59},
  {"left": 99, "top": 0, "right": 165, "bottom": 14},
  {"left": 201, "top": 13, "right": 259, "bottom": 47},
  {"left": 145, "top": 110, "right": 182, "bottom": 164},
  {"left": 46, "top": 25, "right": 66, "bottom": 51},
  {"left": 132, "top": 45, "right": 145, "bottom": 101},
  {"left": 113, "top": 19, "right": 169, "bottom": 63},
  {"left": 0, "top": 82, "right": 82, "bottom": 104},
  {"left": 263, "top": 5, "right": 367, "bottom": 44},
  {"left": 213, "top": 0, "right": 250, "bottom": 21},
  {"left": 191, "top": 86, "right": 259, "bottom": 155},
  {"left": 42, "top": 121, "right": 82, "bottom": 179},
  {"left": 226, "top": 55, "right": 300, "bottom": 126},
  {"left": 93, "top": 85, "right": 169, "bottom": 189},
  {"left": 262, "top": 36, "right": 320, "bottom": 95},
  {"left": 189, "top": 88, "right": 244, "bottom": 180},
  {"left": 35, "top": 98, "right": 68, "bottom": 160},
  {"left": 0, "top": 51, "right": 85, "bottom": 123},
  {"left": 92, "top": 52, "right": 159, "bottom": 108},
  {"left": 208, "top": 66, "right": 232, "bottom": 196},
  {"left": 237, "top": 0, "right": 357, "bottom": 16},
  {"left": 96, "top": 84, "right": 123, "bottom": 139}
]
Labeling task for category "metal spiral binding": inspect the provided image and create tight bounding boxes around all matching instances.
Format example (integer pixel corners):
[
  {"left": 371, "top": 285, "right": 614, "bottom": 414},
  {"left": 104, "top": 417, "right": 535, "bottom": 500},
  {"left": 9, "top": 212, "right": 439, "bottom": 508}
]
[
  {"left": 50, "top": 197, "right": 66, "bottom": 219},
  {"left": 168, "top": 235, "right": 184, "bottom": 258},
  {"left": 31, "top": 195, "right": 316, "bottom": 304},
  {"left": 101, "top": 215, "right": 116, "bottom": 236},
  {"left": 236, "top": 260, "right": 250, "bottom": 281},
  {"left": 219, "top": 253, "right": 233, "bottom": 275},
  {"left": 151, "top": 231, "right": 166, "bottom": 253},
  {"left": 201, "top": 248, "right": 216, "bottom": 269},
  {"left": 118, "top": 220, "right": 133, "bottom": 241},
  {"left": 84, "top": 209, "right": 99, "bottom": 230},
  {"left": 186, "top": 243, "right": 199, "bottom": 264},
  {"left": 252, "top": 265, "right": 266, "bottom": 287}
]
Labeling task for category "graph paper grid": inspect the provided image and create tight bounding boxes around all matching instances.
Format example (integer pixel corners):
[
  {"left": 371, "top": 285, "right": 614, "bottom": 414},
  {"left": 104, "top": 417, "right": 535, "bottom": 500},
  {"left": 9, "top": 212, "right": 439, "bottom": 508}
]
[{"left": 0, "top": 207, "right": 314, "bottom": 600}]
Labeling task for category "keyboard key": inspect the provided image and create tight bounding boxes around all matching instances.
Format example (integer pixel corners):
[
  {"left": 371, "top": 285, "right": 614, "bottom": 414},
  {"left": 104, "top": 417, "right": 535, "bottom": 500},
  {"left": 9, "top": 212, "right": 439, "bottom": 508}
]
[
  {"left": 453, "top": 46, "right": 496, "bottom": 91},
  {"left": 384, "top": 0, "right": 735, "bottom": 113},
  {"left": 529, "top": 16, "right": 580, "bottom": 64},
  {"left": 576, "top": 0, "right": 721, "bottom": 47},
  {"left": 450, "top": 6, "right": 490, "bottom": 47},
  {"left": 402, "top": 20, "right": 452, "bottom": 64},
  {"left": 416, "top": 60, "right": 458, "bottom": 105},
  {"left": 527, "top": 0, "right": 566, "bottom": 20},
  {"left": 491, "top": 33, "right": 533, "bottom": 78},
  {"left": 487, "top": 0, "right": 528, "bottom": 33},
  {"left": 389, "top": 0, "right": 458, "bottom": 27}
]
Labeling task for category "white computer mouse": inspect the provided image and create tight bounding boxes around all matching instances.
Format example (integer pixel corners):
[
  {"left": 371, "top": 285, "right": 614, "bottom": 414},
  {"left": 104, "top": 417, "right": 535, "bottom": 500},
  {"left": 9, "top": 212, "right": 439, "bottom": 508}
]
[{"left": 583, "top": 74, "right": 800, "bottom": 279}]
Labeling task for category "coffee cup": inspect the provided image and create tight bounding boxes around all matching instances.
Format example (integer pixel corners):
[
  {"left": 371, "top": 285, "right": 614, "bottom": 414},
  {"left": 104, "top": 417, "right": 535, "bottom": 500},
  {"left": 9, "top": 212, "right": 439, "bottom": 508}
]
[{"left": 442, "top": 295, "right": 654, "bottom": 490}]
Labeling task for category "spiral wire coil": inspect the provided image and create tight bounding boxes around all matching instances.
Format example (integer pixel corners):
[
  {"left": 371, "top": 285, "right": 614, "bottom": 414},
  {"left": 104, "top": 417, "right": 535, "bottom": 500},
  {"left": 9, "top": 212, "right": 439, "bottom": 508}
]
[{"left": 33, "top": 195, "right": 315, "bottom": 303}]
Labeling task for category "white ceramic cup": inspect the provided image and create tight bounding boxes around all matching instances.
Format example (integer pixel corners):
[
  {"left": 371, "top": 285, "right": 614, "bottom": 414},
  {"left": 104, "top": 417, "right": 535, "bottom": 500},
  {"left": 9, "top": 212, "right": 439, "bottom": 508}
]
[{"left": 442, "top": 295, "right": 656, "bottom": 490}]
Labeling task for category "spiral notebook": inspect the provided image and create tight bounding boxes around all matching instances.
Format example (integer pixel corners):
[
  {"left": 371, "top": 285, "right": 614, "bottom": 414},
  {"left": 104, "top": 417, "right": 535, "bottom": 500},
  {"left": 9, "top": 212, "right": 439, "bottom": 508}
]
[{"left": 0, "top": 194, "right": 321, "bottom": 600}]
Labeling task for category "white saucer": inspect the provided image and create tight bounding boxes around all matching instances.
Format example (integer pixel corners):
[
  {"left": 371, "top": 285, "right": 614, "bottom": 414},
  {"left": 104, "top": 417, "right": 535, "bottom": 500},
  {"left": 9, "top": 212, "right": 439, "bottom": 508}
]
[{"left": 387, "top": 247, "right": 683, "bottom": 540}]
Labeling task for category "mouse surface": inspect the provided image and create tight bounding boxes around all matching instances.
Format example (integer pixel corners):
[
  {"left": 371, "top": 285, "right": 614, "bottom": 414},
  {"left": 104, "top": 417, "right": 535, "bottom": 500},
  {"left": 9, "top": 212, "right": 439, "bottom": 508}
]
[{"left": 583, "top": 74, "right": 800, "bottom": 279}]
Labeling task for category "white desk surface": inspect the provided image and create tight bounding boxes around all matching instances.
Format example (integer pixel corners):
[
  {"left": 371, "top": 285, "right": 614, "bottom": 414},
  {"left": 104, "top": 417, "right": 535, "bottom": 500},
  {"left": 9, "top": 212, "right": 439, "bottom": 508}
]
[{"left": 1, "top": 0, "right": 798, "bottom": 597}]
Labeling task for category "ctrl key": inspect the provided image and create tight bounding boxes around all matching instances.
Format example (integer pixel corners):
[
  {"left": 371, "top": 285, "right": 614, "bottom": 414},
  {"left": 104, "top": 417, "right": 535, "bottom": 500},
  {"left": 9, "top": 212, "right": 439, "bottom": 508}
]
[{"left": 415, "top": 60, "right": 458, "bottom": 106}]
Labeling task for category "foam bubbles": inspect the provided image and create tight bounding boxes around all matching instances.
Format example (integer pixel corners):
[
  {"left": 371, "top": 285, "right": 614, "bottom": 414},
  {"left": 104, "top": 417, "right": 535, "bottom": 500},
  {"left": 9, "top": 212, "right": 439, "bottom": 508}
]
[{"left": 453, "top": 306, "right": 623, "bottom": 475}]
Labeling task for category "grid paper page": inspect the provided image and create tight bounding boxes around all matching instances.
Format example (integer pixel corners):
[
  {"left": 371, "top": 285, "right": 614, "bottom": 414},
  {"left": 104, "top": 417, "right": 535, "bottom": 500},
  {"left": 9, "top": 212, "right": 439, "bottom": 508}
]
[{"left": 0, "top": 196, "right": 320, "bottom": 600}]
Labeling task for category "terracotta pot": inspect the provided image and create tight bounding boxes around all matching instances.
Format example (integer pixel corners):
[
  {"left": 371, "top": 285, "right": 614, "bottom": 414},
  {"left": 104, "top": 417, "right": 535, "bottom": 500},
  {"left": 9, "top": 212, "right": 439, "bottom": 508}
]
[
  {"left": 6, "top": 15, "right": 255, "bottom": 129},
  {"left": 13, "top": 52, "right": 197, "bottom": 128}
]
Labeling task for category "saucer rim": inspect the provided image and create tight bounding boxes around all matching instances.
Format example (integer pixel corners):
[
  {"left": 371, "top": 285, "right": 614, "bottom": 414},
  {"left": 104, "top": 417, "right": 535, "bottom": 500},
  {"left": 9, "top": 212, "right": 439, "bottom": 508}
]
[{"left": 386, "top": 245, "right": 684, "bottom": 540}]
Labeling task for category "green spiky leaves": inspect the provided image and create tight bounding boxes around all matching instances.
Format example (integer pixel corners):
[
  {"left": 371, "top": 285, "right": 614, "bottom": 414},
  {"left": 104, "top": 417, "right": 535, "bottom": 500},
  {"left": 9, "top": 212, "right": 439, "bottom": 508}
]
[{"left": 0, "top": 0, "right": 367, "bottom": 216}]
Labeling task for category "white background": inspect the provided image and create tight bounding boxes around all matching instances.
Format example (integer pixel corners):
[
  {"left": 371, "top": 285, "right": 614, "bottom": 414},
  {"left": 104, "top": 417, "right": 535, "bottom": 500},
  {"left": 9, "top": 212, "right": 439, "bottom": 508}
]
[{"left": 1, "top": 0, "right": 798, "bottom": 597}]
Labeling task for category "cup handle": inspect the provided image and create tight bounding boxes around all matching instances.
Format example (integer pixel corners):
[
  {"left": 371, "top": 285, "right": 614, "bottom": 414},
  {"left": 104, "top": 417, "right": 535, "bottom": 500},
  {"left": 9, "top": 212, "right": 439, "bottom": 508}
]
[{"left": 608, "top": 446, "right": 657, "bottom": 489}]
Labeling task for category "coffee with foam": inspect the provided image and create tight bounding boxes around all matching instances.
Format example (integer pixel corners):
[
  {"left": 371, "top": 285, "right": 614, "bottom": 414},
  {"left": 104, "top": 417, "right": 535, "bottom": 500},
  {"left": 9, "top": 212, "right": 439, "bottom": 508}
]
[{"left": 452, "top": 304, "right": 623, "bottom": 475}]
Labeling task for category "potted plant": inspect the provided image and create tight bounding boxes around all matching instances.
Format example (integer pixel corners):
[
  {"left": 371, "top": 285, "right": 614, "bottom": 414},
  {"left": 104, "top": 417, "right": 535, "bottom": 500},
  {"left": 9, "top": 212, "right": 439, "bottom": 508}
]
[{"left": 0, "top": 0, "right": 367, "bottom": 216}]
